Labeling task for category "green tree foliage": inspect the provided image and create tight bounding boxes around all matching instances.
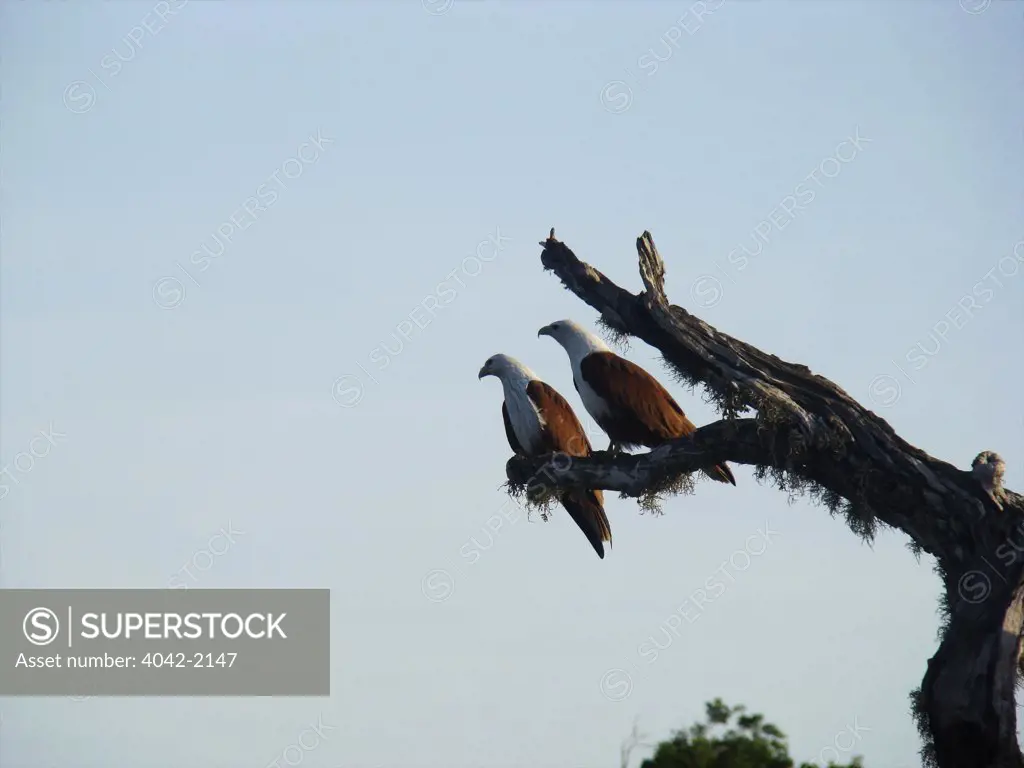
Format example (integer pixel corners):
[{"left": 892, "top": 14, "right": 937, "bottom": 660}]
[{"left": 638, "top": 699, "right": 865, "bottom": 768}]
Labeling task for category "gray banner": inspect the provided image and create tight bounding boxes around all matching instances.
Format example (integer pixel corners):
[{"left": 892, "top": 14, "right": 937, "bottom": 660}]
[{"left": 0, "top": 589, "right": 329, "bottom": 696}]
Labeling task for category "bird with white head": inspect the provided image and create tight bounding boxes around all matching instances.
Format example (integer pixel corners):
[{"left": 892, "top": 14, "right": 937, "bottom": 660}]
[{"left": 538, "top": 319, "right": 736, "bottom": 486}]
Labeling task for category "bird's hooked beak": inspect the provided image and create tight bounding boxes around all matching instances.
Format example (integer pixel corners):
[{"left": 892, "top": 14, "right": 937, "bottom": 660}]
[
  {"left": 537, "top": 324, "right": 553, "bottom": 339},
  {"left": 477, "top": 364, "right": 489, "bottom": 380}
]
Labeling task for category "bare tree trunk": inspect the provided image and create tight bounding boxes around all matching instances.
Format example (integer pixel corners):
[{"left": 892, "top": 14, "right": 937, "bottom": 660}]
[{"left": 505, "top": 230, "right": 1024, "bottom": 768}]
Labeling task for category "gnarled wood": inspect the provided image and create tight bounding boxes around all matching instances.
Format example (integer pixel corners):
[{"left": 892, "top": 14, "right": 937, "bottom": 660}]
[{"left": 505, "top": 229, "right": 1023, "bottom": 768}]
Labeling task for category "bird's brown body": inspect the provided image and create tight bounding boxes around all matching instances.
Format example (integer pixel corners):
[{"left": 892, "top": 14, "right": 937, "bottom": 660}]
[{"left": 577, "top": 351, "right": 735, "bottom": 485}]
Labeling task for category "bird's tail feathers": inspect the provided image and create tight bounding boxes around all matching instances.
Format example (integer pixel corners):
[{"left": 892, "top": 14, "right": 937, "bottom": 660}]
[
  {"left": 704, "top": 463, "right": 737, "bottom": 486},
  {"left": 560, "top": 489, "right": 611, "bottom": 559}
]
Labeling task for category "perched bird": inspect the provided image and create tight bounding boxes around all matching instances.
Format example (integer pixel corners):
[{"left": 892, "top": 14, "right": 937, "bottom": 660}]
[
  {"left": 538, "top": 319, "right": 736, "bottom": 486},
  {"left": 972, "top": 450, "right": 1006, "bottom": 510},
  {"left": 478, "top": 354, "right": 612, "bottom": 559}
]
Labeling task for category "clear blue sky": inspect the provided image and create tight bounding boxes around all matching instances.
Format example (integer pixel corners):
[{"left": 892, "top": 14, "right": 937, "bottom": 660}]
[{"left": 2, "top": 1, "right": 1022, "bottom": 766}]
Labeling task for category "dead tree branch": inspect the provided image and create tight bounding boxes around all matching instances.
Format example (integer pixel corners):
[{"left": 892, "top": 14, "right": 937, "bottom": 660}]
[{"left": 504, "top": 229, "right": 1023, "bottom": 768}]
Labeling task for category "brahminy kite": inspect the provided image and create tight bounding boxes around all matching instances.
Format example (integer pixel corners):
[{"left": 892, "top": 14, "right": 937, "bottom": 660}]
[
  {"left": 537, "top": 319, "right": 736, "bottom": 486},
  {"left": 478, "top": 353, "right": 612, "bottom": 559}
]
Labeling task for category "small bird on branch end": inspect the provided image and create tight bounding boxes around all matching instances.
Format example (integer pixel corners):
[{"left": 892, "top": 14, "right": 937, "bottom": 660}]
[{"left": 972, "top": 450, "right": 1007, "bottom": 511}]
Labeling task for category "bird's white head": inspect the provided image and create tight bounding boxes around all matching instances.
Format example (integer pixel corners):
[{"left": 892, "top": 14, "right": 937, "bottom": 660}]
[
  {"left": 537, "top": 319, "right": 610, "bottom": 364},
  {"left": 478, "top": 353, "right": 536, "bottom": 384}
]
